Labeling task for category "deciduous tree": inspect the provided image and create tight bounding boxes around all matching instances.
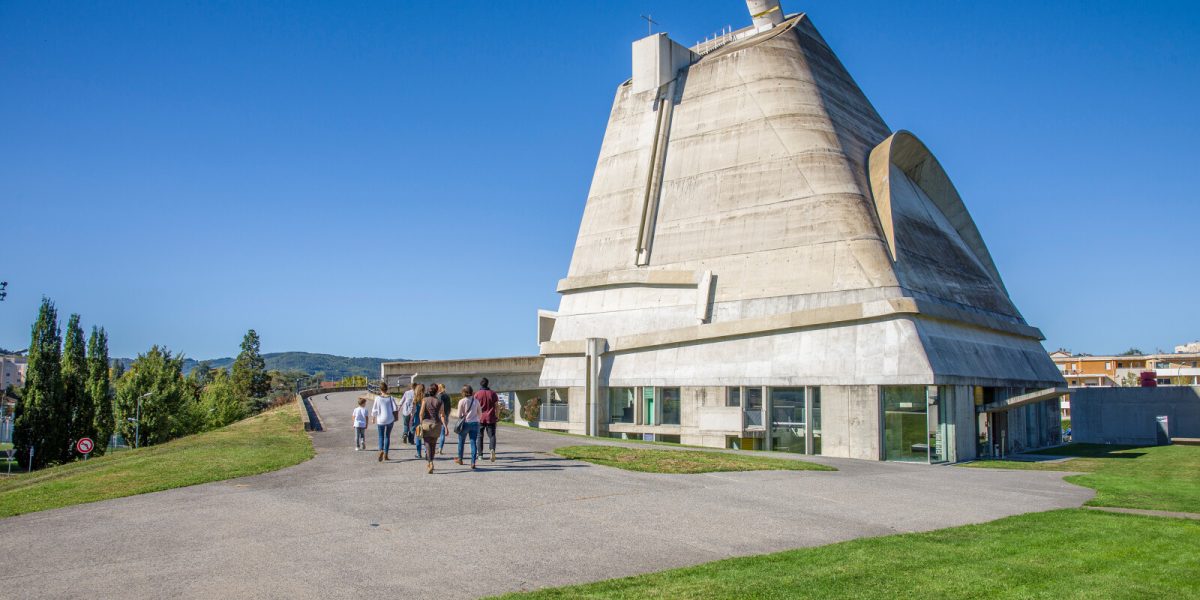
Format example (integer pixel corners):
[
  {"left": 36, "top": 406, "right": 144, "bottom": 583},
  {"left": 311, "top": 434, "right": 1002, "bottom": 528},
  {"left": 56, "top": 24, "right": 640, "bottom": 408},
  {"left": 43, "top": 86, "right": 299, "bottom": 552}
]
[
  {"left": 114, "top": 346, "right": 199, "bottom": 446},
  {"left": 199, "top": 369, "right": 248, "bottom": 429}
]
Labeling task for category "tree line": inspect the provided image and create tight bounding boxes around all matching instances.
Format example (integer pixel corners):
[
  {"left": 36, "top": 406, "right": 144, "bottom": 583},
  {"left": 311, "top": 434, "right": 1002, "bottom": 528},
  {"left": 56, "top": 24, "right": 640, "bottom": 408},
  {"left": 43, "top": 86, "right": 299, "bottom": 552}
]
[{"left": 12, "top": 297, "right": 276, "bottom": 470}]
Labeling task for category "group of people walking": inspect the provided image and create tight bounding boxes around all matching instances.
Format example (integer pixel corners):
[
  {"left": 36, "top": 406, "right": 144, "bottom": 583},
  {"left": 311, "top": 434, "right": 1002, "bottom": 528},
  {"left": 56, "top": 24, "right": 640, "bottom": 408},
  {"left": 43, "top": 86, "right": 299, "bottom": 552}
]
[{"left": 353, "top": 378, "right": 500, "bottom": 472}]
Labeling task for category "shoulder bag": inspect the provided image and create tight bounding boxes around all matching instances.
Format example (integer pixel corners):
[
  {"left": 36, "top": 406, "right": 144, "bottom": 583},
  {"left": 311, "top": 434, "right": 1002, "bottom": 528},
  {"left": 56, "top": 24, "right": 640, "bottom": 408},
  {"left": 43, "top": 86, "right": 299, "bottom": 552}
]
[
  {"left": 419, "top": 398, "right": 442, "bottom": 438},
  {"left": 454, "top": 397, "right": 475, "bottom": 435}
]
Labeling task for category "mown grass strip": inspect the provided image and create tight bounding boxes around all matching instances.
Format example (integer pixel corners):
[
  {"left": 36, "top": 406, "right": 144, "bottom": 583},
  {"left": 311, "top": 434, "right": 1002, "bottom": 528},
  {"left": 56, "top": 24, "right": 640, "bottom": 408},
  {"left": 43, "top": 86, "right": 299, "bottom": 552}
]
[
  {"left": 554, "top": 445, "right": 835, "bottom": 474},
  {"left": 493, "top": 510, "right": 1200, "bottom": 599},
  {"left": 962, "top": 443, "right": 1200, "bottom": 513},
  {"left": 0, "top": 404, "right": 313, "bottom": 519}
]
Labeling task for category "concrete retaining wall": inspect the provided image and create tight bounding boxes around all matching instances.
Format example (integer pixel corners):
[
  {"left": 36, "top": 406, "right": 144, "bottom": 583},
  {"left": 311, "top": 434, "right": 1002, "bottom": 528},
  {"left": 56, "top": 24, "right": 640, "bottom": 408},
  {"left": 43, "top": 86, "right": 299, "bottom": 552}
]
[{"left": 1071, "top": 386, "right": 1200, "bottom": 445}]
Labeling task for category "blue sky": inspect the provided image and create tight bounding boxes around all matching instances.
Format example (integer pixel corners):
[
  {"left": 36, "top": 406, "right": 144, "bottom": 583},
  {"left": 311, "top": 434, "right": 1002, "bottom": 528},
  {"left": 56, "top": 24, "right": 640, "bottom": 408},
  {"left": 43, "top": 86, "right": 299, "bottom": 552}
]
[{"left": 1, "top": 1, "right": 1197, "bottom": 360}]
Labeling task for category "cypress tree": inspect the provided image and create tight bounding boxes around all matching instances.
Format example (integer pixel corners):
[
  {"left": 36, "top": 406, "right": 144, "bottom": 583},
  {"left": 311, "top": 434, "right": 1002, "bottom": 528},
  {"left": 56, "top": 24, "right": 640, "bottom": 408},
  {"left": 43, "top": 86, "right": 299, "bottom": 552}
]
[
  {"left": 13, "top": 298, "right": 64, "bottom": 469},
  {"left": 88, "top": 327, "right": 113, "bottom": 456},
  {"left": 232, "top": 329, "right": 269, "bottom": 400},
  {"left": 62, "top": 314, "right": 91, "bottom": 458}
]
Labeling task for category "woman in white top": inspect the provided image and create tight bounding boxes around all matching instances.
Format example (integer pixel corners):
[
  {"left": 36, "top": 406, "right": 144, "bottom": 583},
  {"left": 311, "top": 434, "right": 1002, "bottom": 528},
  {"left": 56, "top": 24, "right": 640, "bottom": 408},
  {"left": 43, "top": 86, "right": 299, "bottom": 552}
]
[
  {"left": 455, "top": 384, "right": 482, "bottom": 469},
  {"left": 370, "top": 382, "right": 398, "bottom": 462}
]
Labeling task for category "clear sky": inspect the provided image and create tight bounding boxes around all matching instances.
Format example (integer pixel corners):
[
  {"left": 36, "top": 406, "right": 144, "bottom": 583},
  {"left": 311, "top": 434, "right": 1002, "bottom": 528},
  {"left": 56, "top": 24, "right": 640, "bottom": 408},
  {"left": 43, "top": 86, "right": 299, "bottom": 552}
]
[{"left": 1, "top": 1, "right": 1197, "bottom": 360}]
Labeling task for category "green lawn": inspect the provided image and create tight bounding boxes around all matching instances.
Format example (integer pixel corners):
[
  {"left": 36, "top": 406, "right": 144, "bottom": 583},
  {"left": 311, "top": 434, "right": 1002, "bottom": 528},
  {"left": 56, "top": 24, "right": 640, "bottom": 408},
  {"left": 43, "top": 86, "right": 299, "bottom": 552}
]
[
  {"left": 493, "top": 510, "right": 1199, "bottom": 599},
  {"left": 554, "top": 445, "right": 835, "bottom": 474},
  {"left": 0, "top": 404, "right": 313, "bottom": 519},
  {"left": 962, "top": 443, "right": 1200, "bottom": 513},
  {"left": 502, "top": 442, "right": 1200, "bottom": 599}
]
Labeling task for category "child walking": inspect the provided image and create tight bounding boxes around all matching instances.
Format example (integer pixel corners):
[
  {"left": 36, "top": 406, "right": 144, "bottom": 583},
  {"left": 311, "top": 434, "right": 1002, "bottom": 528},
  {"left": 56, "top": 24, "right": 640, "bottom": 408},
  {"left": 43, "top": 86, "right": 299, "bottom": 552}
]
[{"left": 352, "top": 397, "right": 368, "bottom": 451}]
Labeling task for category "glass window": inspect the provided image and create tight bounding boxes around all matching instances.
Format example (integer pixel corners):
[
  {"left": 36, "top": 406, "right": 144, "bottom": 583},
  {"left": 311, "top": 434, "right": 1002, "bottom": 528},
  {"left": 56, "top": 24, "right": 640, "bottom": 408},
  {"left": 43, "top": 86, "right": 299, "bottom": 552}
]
[
  {"left": 769, "top": 387, "right": 806, "bottom": 453},
  {"left": 607, "top": 387, "right": 635, "bottom": 423},
  {"left": 882, "top": 386, "right": 929, "bottom": 462},
  {"left": 811, "top": 387, "right": 821, "bottom": 455},
  {"left": 541, "top": 388, "right": 569, "bottom": 422},
  {"left": 726, "top": 387, "right": 741, "bottom": 407},
  {"left": 745, "top": 387, "right": 763, "bottom": 427},
  {"left": 661, "top": 387, "right": 681, "bottom": 425},
  {"left": 642, "top": 387, "right": 655, "bottom": 425}
]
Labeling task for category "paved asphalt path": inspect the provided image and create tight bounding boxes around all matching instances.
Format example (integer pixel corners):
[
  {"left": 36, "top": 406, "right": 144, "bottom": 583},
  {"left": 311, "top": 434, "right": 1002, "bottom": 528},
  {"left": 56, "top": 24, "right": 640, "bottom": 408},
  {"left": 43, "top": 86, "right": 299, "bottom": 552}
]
[{"left": 0, "top": 391, "right": 1091, "bottom": 599}]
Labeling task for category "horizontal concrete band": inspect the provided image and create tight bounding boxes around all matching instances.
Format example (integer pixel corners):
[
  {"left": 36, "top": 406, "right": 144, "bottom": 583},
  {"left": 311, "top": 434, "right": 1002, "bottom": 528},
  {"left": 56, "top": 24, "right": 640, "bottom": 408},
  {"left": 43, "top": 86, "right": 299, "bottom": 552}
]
[
  {"left": 540, "top": 297, "right": 1042, "bottom": 357},
  {"left": 382, "top": 356, "right": 544, "bottom": 376},
  {"left": 556, "top": 269, "right": 701, "bottom": 293}
]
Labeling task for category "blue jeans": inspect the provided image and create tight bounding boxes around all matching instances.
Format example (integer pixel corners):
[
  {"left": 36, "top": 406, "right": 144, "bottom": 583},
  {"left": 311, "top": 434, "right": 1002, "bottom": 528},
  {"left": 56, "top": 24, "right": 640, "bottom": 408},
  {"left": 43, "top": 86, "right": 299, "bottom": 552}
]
[
  {"left": 376, "top": 423, "right": 393, "bottom": 454},
  {"left": 401, "top": 416, "right": 414, "bottom": 444},
  {"left": 412, "top": 415, "right": 427, "bottom": 456},
  {"left": 457, "top": 422, "right": 480, "bottom": 464},
  {"left": 438, "top": 420, "right": 447, "bottom": 452}
]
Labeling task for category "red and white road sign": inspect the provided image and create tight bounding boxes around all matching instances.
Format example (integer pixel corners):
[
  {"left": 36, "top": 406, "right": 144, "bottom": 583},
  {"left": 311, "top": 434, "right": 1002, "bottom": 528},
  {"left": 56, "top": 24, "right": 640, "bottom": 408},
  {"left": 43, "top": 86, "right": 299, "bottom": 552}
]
[{"left": 76, "top": 437, "right": 94, "bottom": 455}]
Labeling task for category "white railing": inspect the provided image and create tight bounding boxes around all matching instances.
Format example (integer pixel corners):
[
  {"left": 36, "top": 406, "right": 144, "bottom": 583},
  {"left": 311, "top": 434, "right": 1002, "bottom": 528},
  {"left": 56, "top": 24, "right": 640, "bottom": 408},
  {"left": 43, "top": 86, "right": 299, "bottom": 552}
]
[
  {"left": 539, "top": 403, "right": 570, "bottom": 422},
  {"left": 694, "top": 26, "right": 735, "bottom": 55}
]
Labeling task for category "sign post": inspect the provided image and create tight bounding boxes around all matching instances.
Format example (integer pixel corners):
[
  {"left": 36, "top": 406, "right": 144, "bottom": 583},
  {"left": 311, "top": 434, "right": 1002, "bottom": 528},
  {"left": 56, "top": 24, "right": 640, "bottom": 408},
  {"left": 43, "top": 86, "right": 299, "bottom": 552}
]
[{"left": 76, "top": 437, "right": 94, "bottom": 459}]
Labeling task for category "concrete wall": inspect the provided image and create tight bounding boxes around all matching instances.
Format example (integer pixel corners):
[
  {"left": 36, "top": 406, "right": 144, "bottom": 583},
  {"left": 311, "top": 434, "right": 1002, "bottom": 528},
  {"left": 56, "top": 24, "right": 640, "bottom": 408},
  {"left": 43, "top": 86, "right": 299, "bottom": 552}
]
[
  {"left": 1072, "top": 386, "right": 1200, "bottom": 445},
  {"left": 819, "top": 385, "right": 881, "bottom": 460}
]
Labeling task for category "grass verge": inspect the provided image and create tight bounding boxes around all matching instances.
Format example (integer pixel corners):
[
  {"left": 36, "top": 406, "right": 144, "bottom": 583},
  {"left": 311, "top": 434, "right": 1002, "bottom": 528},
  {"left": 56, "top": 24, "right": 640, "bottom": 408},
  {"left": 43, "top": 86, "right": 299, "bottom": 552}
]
[
  {"left": 961, "top": 443, "right": 1200, "bottom": 513},
  {"left": 492, "top": 509, "right": 1199, "bottom": 599},
  {"left": 554, "top": 445, "right": 834, "bottom": 474},
  {"left": 0, "top": 404, "right": 313, "bottom": 519}
]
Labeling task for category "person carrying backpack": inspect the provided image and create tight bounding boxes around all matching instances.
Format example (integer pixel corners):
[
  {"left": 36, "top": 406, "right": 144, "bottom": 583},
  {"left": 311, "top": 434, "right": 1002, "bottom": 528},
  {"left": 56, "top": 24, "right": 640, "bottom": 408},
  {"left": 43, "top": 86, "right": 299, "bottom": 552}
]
[
  {"left": 474, "top": 377, "right": 500, "bottom": 462},
  {"left": 399, "top": 383, "right": 417, "bottom": 444}
]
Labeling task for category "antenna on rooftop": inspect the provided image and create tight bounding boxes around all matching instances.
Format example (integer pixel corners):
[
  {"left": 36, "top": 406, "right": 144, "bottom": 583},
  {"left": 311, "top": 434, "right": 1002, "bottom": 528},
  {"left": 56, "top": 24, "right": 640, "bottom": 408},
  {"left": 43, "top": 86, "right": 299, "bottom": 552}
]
[{"left": 640, "top": 14, "right": 659, "bottom": 36}]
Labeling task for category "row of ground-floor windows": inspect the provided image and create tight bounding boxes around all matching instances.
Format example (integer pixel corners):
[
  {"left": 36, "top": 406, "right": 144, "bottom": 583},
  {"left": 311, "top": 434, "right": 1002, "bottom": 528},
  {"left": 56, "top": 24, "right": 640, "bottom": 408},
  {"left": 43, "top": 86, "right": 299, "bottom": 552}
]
[
  {"left": 604, "top": 384, "right": 1060, "bottom": 463},
  {"left": 608, "top": 387, "right": 681, "bottom": 426}
]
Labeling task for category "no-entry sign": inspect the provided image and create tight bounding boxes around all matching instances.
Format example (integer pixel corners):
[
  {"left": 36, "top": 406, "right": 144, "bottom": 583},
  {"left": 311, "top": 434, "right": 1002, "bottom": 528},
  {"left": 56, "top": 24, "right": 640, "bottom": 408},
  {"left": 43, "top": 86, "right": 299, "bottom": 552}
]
[{"left": 76, "top": 437, "right": 94, "bottom": 455}]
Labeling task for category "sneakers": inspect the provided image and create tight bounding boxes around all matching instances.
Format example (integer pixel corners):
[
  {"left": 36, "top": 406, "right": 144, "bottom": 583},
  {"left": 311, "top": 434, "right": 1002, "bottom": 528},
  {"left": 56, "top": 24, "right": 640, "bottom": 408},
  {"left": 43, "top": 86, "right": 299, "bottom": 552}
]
[{"left": 490, "top": 449, "right": 496, "bottom": 462}]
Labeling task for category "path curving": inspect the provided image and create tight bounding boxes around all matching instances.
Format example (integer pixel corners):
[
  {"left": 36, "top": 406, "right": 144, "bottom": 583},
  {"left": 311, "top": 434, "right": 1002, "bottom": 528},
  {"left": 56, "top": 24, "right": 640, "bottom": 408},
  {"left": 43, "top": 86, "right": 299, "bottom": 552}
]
[{"left": 0, "top": 391, "right": 1092, "bottom": 598}]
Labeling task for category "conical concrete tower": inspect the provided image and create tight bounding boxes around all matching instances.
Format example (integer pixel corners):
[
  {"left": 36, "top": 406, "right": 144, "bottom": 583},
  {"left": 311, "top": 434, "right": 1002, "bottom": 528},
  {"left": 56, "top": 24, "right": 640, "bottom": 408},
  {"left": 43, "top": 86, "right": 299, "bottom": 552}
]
[{"left": 536, "top": 2, "right": 1064, "bottom": 461}]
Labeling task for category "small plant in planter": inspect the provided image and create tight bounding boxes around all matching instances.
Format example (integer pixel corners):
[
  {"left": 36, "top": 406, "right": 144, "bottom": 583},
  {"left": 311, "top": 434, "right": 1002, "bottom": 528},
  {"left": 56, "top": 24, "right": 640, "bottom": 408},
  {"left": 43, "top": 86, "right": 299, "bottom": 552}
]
[{"left": 521, "top": 396, "right": 543, "bottom": 424}]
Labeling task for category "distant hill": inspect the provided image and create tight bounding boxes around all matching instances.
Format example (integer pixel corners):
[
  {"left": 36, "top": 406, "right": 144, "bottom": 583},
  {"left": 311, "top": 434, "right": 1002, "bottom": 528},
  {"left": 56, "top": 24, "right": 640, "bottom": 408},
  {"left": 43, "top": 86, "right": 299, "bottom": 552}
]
[{"left": 113, "top": 352, "right": 406, "bottom": 381}]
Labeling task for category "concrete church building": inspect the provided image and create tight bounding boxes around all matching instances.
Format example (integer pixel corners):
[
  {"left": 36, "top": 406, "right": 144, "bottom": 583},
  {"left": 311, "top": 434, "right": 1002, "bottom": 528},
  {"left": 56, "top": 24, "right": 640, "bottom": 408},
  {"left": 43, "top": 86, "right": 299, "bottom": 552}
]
[{"left": 383, "top": 0, "right": 1065, "bottom": 463}]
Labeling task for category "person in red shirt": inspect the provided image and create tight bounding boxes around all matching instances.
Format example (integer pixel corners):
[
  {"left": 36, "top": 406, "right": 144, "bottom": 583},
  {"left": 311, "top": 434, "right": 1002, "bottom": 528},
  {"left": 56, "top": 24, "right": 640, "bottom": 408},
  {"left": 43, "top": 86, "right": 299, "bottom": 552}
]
[{"left": 473, "top": 377, "right": 500, "bottom": 462}]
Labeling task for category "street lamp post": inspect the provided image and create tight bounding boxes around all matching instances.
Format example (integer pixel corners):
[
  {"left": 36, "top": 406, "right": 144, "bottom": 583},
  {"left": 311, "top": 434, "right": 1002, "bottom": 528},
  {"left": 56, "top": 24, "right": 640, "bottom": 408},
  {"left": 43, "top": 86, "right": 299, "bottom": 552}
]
[{"left": 129, "top": 392, "right": 151, "bottom": 449}]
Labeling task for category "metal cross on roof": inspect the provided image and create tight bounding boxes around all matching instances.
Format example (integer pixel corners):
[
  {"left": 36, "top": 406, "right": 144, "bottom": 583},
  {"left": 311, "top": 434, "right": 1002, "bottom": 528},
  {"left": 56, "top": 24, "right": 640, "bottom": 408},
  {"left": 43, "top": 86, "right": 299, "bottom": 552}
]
[{"left": 640, "top": 14, "right": 659, "bottom": 36}]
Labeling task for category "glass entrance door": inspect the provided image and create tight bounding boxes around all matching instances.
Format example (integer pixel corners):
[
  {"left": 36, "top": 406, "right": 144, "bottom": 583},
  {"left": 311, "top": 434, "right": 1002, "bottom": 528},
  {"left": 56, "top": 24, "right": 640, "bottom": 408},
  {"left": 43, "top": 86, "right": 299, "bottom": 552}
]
[
  {"left": 883, "top": 386, "right": 929, "bottom": 462},
  {"left": 769, "top": 387, "right": 806, "bottom": 453}
]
